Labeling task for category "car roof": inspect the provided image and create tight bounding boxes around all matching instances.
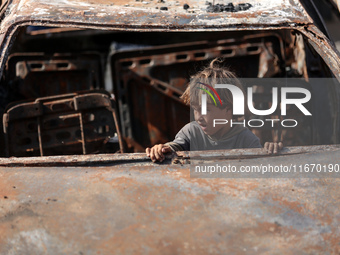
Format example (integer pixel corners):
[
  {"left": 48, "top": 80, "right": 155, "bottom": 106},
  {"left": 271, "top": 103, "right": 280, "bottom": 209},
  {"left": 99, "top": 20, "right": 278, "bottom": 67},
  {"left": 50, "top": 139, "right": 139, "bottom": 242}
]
[{"left": 6, "top": 0, "right": 313, "bottom": 30}]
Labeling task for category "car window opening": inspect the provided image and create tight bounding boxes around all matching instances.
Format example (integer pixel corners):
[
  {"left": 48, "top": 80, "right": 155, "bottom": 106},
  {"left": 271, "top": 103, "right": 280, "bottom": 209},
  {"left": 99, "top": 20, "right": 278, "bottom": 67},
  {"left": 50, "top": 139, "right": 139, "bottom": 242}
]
[{"left": 0, "top": 26, "right": 337, "bottom": 158}]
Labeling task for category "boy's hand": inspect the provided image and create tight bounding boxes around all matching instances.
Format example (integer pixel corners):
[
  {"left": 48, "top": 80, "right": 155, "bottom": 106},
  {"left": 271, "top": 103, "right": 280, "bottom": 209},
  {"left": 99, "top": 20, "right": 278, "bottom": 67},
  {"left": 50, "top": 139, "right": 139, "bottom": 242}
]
[
  {"left": 146, "top": 144, "right": 172, "bottom": 162},
  {"left": 264, "top": 142, "right": 283, "bottom": 154}
]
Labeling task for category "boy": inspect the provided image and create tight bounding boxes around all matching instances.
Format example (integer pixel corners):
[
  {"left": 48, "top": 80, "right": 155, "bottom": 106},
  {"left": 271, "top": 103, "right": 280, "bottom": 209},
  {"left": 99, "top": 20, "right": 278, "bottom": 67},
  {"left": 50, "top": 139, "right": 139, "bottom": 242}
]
[{"left": 146, "top": 58, "right": 283, "bottom": 162}]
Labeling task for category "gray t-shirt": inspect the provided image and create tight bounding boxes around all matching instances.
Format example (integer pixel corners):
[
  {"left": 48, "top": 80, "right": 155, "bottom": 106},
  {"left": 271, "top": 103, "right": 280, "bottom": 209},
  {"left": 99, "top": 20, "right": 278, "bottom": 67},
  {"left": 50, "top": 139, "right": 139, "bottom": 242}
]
[{"left": 167, "top": 121, "right": 262, "bottom": 151}]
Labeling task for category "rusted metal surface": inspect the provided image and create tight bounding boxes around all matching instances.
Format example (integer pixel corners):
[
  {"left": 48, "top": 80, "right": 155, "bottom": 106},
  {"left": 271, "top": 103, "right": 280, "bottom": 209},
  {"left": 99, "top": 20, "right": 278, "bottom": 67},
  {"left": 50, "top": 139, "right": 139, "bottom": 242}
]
[
  {"left": 5, "top": 0, "right": 313, "bottom": 28},
  {"left": 0, "top": 0, "right": 321, "bottom": 79},
  {"left": 0, "top": 145, "right": 339, "bottom": 254},
  {"left": 0, "top": 0, "right": 337, "bottom": 88},
  {"left": 0, "top": 144, "right": 337, "bottom": 166},
  {"left": 296, "top": 24, "right": 340, "bottom": 80},
  {"left": 6, "top": 53, "right": 104, "bottom": 99},
  {"left": 176, "top": 144, "right": 340, "bottom": 160},
  {"left": 0, "top": 0, "right": 338, "bottom": 253},
  {"left": 0, "top": 0, "right": 337, "bottom": 82},
  {"left": 3, "top": 91, "right": 123, "bottom": 157}
]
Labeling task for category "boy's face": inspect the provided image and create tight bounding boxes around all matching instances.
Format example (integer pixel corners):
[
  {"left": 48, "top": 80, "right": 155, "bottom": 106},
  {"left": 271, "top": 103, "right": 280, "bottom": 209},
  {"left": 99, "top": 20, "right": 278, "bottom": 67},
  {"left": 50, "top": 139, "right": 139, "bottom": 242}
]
[{"left": 192, "top": 103, "right": 233, "bottom": 138}]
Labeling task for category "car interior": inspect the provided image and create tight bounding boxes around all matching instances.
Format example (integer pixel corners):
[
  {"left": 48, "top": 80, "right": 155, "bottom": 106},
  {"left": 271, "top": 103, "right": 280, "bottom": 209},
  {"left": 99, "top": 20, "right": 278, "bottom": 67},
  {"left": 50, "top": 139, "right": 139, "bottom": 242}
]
[{"left": 0, "top": 26, "right": 338, "bottom": 157}]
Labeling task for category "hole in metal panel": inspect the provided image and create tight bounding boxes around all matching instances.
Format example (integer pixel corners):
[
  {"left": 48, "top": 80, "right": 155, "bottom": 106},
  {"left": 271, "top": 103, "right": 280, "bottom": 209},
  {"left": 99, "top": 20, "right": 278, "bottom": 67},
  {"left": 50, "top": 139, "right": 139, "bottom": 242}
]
[
  {"left": 142, "top": 77, "right": 151, "bottom": 83},
  {"left": 247, "top": 46, "right": 259, "bottom": 52},
  {"left": 176, "top": 54, "right": 188, "bottom": 60},
  {"left": 157, "top": 84, "right": 166, "bottom": 91},
  {"left": 30, "top": 63, "right": 43, "bottom": 69},
  {"left": 173, "top": 92, "right": 181, "bottom": 98},
  {"left": 121, "top": 61, "right": 133, "bottom": 67},
  {"left": 194, "top": 52, "right": 206, "bottom": 58},
  {"left": 139, "top": 59, "right": 151, "bottom": 65},
  {"left": 221, "top": 49, "right": 233, "bottom": 55},
  {"left": 57, "top": 63, "right": 69, "bottom": 68}
]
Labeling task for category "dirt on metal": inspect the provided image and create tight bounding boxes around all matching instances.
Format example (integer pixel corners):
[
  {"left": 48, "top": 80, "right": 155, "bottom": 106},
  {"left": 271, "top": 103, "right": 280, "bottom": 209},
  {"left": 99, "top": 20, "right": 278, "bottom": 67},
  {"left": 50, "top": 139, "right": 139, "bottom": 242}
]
[{"left": 0, "top": 147, "right": 340, "bottom": 253}]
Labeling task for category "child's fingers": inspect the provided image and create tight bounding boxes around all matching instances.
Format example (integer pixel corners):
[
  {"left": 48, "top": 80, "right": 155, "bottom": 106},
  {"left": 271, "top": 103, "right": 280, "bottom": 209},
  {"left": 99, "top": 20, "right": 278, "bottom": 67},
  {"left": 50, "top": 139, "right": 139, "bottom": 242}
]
[
  {"left": 273, "top": 143, "right": 278, "bottom": 154},
  {"left": 147, "top": 144, "right": 168, "bottom": 162},
  {"left": 146, "top": 147, "right": 151, "bottom": 157},
  {"left": 264, "top": 142, "right": 268, "bottom": 151},
  {"left": 278, "top": 142, "right": 283, "bottom": 150},
  {"left": 150, "top": 145, "right": 163, "bottom": 162},
  {"left": 150, "top": 148, "right": 156, "bottom": 162},
  {"left": 154, "top": 148, "right": 163, "bottom": 162},
  {"left": 268, "top": 143, "right": 274, "bottom": 154},
  {"left": 264, "top": 142, "right": 283, "bottom": 154},
  {"left": 147, "top": 144, "right": 174, "bottom": 163},
  {"left": 150, "top": 146, "right": 161, "bottom": 162}
]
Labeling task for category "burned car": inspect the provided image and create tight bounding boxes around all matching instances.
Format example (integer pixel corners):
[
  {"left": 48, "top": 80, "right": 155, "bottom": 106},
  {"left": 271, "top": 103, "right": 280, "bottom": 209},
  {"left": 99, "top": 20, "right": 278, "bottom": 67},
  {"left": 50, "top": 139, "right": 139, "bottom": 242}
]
[{"left": 0, "top": 0, "right": 339, "bottom": 254}]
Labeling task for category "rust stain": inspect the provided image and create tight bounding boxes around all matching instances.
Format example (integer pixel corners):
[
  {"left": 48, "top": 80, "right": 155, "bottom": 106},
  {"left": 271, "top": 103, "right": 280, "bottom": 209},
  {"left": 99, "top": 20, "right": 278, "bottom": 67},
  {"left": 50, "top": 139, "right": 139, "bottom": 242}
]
[
  {"left": 0, "top": 172, "right": 19, "bottom": 201},
  {"left": 0, "top": 0, "right": 338, "bottom": 253},
  {"left": 0, "top": 164, "right": 339, "bottom": 253}
]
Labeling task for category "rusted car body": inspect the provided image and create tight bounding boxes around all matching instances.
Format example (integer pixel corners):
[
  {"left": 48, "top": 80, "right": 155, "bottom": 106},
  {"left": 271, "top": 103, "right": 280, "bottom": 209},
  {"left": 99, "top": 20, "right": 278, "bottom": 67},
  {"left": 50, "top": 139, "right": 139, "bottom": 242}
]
[{"left": 0, "top": 0, "right": 340, "bottom": 254}]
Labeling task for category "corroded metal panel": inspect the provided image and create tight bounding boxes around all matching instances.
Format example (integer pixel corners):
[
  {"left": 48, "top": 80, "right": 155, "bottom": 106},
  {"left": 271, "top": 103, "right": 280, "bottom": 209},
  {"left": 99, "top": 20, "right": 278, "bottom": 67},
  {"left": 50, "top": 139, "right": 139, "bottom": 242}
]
[
  {"left": 0, "top": 144, "right": 338, "bottom": 166},
  {"left": 0, "top": 0, "right": 338, "bottom": 81},
  {"left": 0, "top": 0, "right": 338, "bottom": 253},
  {"left": 0, "top": 145, "right": 339, "bottom": 254},
  {"left": 6, "top": 0, "right": 313, "bottom": 28},
  {"left": 3, "top": 91, "right": 123, "bottom": 157}
]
